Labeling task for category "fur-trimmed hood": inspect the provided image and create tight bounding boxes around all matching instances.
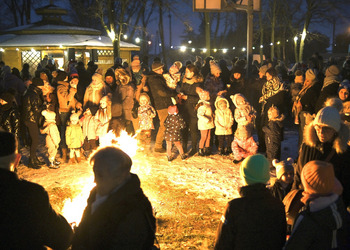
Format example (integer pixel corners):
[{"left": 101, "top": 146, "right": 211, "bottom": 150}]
[{"left": 303, "top": 121, "right": 349, "bottom": 154}]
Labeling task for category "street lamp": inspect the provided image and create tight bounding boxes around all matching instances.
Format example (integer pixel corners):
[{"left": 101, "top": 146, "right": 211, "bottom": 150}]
[
  {"left": 180, "top": 46, "right": 187, "bottom": 52},
  {"left": 135, "top": 37, "right": 141, "bottom": 43}
]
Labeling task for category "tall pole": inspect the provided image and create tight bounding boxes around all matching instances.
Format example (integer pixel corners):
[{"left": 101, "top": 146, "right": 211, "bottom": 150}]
[
  {"left": 169, "top": 12, "right": 172, "bottom": 48},
  {"left": 205, "top": 12, "right": 210, "bottom": 57},
  {"left": 246, "top": 0, "right": 253, "bottom": 75}
]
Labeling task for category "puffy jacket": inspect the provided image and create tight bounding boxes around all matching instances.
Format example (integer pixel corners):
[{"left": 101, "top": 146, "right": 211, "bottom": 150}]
[
  {"left": 0, "top": 104, "right": 20, "bottom": 138},
  {"left": 147, "top": 71, "right": 174, "bottom": 110},
  {"left": 214, "top": 97, "right": 233, "bottom": 135},
  {"left": 56, "top": 80, "right": 79, "bottom": 113},
  {"left": 197, "top": 100, "right": 214, "bottom": 130},
  {"left": 21, "top": 85, "right": 44, "bottom": 124}
]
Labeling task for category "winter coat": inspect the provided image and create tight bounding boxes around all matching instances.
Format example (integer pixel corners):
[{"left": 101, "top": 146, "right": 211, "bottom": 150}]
[
  {"left": 56, "top": 80, "right": 80, "bottom": 113},
  {"left": 197, "top": 100, "right": 214, "bottom": 130},
  {"left": 259, "top": 76, "right": 283, "bottom": 108},
  {"left": 293, "top": 123, "right": 350, "bottom": 207},
  {"left": 204, "top": 75, "right": 225, "bottom": 108},
  {"left": 262, "top": 117, "right": 284, "bottom": 144},
  {"left": 231, "top": 136, "right": 258, "bottom": 161},
  {"left": 83, "top": 81, "right": 111, "bottom": 115},
  {"left": 316, "top": 77, "right": 340, "bottom": 113},
  {"left": 71, "top": 174, "right": 155, "bottom": 250},
  {"left": 179, "top": 76, "right": 203, "bottom": 106},
  {"left": 290, "top": 82, "right": 303, "bottom": 103},
  {"left": 138, "top": 104, "right": 156, "bottom": 131},
  {"left": 297, "top": 82, "right": 320, "bottom": 115},
  {"left": 95, "top": 107, "right": 111, "bottom": 137},
  {"left": 284, "top": 195, "right": 347, "bottom": 250},
  {"left": 66, "top": 123, "right": 84, "bottom": 149},
  {"left": 164, "top": 113, "right": 186, "bottom": 141},
  {"left": 0, "top": 73, "right": 26, "bottom": 105},
  {"left": 214, "top": 97, "right": 233, "bottom": 135},
  {"left": 40, "top": 121, "right": 60, "bottom": 147},
  {"left": 0, "top": 169, "right": 73, "bottom": 250},
  {"left": 215, "top": 183, "right": 286, "bottom": 250},
  {"left": 0, "top": 103, "right": 20, "bottom": 138},
  {"left": 147, "top": 71, "right": 174, "bottom": 110},
  {"left": 80, "top": 114, "right": 97, "bottom": 140},
  {"left": 119, "top": 83, "right": 134, "bottom": 121},
  {"left": 234, "top": 104, "right": 256, "bottom": 127},
  {"left": 269, "top": 180, "right": 292, "bottom": 202},
  {"left": 21, "top": 84, "right": 44, "bottom": 125}
]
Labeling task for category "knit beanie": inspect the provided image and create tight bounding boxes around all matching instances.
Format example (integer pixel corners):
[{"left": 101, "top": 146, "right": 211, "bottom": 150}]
[
  {"left": 272, "top": 158, "right": 294, "bottom": 180},
  {"left": 325, "top": 65, "right": 340, "bottom": 77},
  {"left": 305, "top": 69, "right": 316, "bottom": 81},
  {"left": 313, "top": 106, "right": 341, "bottom": 132},
  {"left": 31, "top": 77, "right": 44, "bottom": 87},
  {"left": 168, "top": 105, "right": 178, "bottom": 115},
  {"left": 56, "top": 71, "right": 68, "bottom": 82},
  {"left": 259, "top": 65, "right": 268, "bottom": 75},
  {"left": 301, "top": 160, "right": 335, "bottom": 195},
  {"left": 0, "top": 92, "right": 14, "bottom": 103},
  {"left": 41, "top": 110, "right": 56, "bottom": 123},
  {"left": 295, "top": 70, "right": 303, "bottom": 76},
  {"left": 0, "top": 131, "right": 16, "bottom": 157},
  {"left": 240, "top": 154, "right": 270, "bottom": 185},
  {"left": 92, "top": 73, "right": 103, "bottom": 82},
  {"left": 105, "top": 69, "right": 115, "bottom": 78},
  {"left": 210, "top": 60, "right": 221, "bottom": 75},
  {"left": 338, "top": 79, "right": 350, "bottom": 93},
  {"left": 152, "top": 62, "right": 164, "bottom": 72},
  {"left": 230, "top": 93, "right": 246, "bottom": 108},
  {"left": 232, "top": 66, "right": 244, "bottom": 75}
]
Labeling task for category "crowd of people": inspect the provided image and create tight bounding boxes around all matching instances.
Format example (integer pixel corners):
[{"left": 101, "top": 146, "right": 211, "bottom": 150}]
[{"left": 1, "top": 53, "right": 350, "bottom": 248}]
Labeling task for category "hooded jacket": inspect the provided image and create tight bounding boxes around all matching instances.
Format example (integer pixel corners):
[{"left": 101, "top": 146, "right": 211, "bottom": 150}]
[
  {"left": 197, "top": 99, "right": 214, "bottom": 130},
  {"left": 40, "top": 121, "right": 61, "bottom": 147},
  {"left": 214, "top": 97, "right": 233, "bottom": 135}
]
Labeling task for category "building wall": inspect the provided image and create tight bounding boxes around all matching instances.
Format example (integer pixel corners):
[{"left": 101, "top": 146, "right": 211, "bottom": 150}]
[{"left": 2, "top": 49, "right": 22, "bottom": 70}]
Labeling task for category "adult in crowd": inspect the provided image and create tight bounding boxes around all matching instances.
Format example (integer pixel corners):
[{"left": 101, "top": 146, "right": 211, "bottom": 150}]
[
  {"left": 20, "top": 63, "right": 31, "bottom": 81},
  {"left": 0, "top": 65, "right": 26, "bottom": 105},
  {"left": 71, "top": 146, "right": 155, "bottom": 249},
  {"left": 316, "top": 65, "right": 342, "bottom": 113},
  {"left": 146, "top": 62, "right": 175, "bottom": 153},
  {"left": 204, "top": 60, "right": 225, "bottom": 110},
  {"left": 178, "top": 64, "right": 203, "bottom": 156},
  {"left": 0, "top": 131, "right": 73, "bottom": 249},
  {"left": 0, "top": 91, "right": 20, "bottom": 138},
  {"left": 21, "top": 77, "right": 45, "bottom": 169},
  {"left": 104, "top": 68, "right": 117, "bottom": 92},
  {"left": 285, "top": 160, "right": 347, "bottom": 249},
  {"left": 293, "top": 106, "right": 350, "bottom": 208},
  {"left": 338, "top": 80, "right": 350, "bottom": 103},
  {"left": 215, "top": 154, "right": 286, "bottom": 249},
  {"left": 293, "top": 69, "right": 320, "bottom": 146}
]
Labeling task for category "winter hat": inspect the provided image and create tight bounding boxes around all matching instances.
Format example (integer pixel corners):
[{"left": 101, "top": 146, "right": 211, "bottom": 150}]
[
  {"left": 173, "top": 61, "right": 182, "bottom": 71},
  {"left": 240, "top": 154, "right": 270, "bottom": 185},
  {"left": 231, "top": 93, "right": 247, "bottom": 108},
  {"left": 56, "top": 71, "right": 68, "bottom": 82},
  {"left": 92, "top": 73, "right": 103, "bottom": 83},
  {"left": 272, "top": 158, "right": 294, "bottom": 180},
  {"left": 131, "top": 57, "right": 141, "bottom": 72},
  {"left": 70, "top": 112, "right": 80, "bottom": 122},
  {"left": 168, "top": 105, "right": 178, "bottom": 115},
  {"left": 41, "top": 110, "right": 56, "bottom": 123},
  {"left": 295, "top": 70, "right": 303, "bottom": 76},
  {"left": 31, "top": 77, "right": 44, "bottom": 87},
  {"left": 305, "top": 69, "right": 316, "bottom": 81},
  {"left": 301, "top": 160, "right": 335, "bottom": 195},
  {"left": 259, "top": 65, "right": 268, "bottom": 75},
  {"left": 313, "top": 106, "right": 341, "bottom": 132},
  {"left": 338, "top": 79, "right": 350, "bottom": 93},
  {"left": 232, "top": 66, "right": 244, "bottom": 75},
  {"left": 325, "top": 65, "right": 340, "bottom": 77},
  {"left": 198, "top": 88, "right": 210, "bottom": 101},
  {"left": 139, "top": 93, "right": 151, "bottom": 103},
  {"left": 324, "top": 98, "right": 343, "bottom": 112},
  {"left": 0, "top": 92, "right": 14, "bottom": 103},
  {"left": 210, "top": 60, "right": 221, "bottom": 75},
  {"left": 105, "top": 69, "right": 115, "bottom": 78},
  {"left": 152, "top": 62, "right": 164, "bottom": 72},
  {"left": 0, "top": 130, "right": 16, "bottom": 157}
]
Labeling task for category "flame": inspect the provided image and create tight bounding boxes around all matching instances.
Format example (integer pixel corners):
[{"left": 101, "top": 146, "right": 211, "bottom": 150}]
[{"left": 61, "top": 130, "right": 139, "bottom": 226}]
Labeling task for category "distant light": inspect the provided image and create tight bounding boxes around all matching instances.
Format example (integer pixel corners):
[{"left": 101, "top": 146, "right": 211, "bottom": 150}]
[
  {"left": 31, "top": 48, "right": 36, "bottom": 52},
  {"left": 260, "top": 45, "right": 263, "bottom": 48},
  {"left": 223, "top": 48, "right": 228, "bottom": 53},
  {"left": 202, "top": 48, "right": 207, "bottom": 53},
  {"left": 170, "top": 45, "right": 174, "bottom": 49},
  {"left": 135, "top": 37, "right": 141, "bottom": 43},
  {"left": 277, "top": 41, "right": 280, "bottom": 45},
  {"left": 242, "top": 47, "right": 246, "bottom": 52},
  {"left": 180, "top": 46, "right": 187, "bottom": 52},
  {"left": 98, "top": 36, "right": 102, "bottom": 41},
  {"left": 270, "top": 43, "right": 273, "bottom": 46},
  {"left": 108, "top": 30, "right": 115, "bottom": 40},
  {"left": 64, "top": 51, "right": 67, "bottom": 56},
  {"left": 213, "top": 48, "right": 217, "bottom": 52},
  {"left": 294, "top": 36, "right": 298, "bottom": 42},
  {"left": 286, "top": 39, "right": 289, "bottom": 42},
  {"left": 188, "top": 40, "right": 192, "bottom": 44},
  {"left": 85, "top": 52, "right": 89, "bottom": 57},
  {"left": 123, "top": 34, "right": 127, "bottom": 40},
  {"left": 16, "top": 48, "right": 19, "bottom": 51},
  {"left": 148, "top": 41, "right": 152, "bottom": 45},
  {"left": 335, "top": 44, "right": 337, "bottom": 46},
  {"left": 59, "top": 45, "right": 63, "bottom": 48},
  {"left": 191, "top": 48, "right": 195, "bottom": 52},
  {"left": 46, "top": 46, "right": 49, "bottom": 49},
  {"left": 252, "top": 46, "right": 255, "bottom": 50},
  {"left": 159, "top": 43, "right": 162, "bottom": 47},
  {"left": 0, "top": 48, "right": 4, "bottom": 52},
  {"left": 232, "top": 46, "right": 236, "bottom": 50},
  {"left": 301, "top": 30, "right": 306, "bottom": 40}
]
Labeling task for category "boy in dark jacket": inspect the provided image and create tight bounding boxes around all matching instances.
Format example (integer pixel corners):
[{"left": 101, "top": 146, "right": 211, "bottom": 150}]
[{"left": 262, "top": 105, "right": 284, "bottom": 165}]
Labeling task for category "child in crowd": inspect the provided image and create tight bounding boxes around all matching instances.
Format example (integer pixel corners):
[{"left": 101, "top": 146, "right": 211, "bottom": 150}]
[
  {"left": 163, "top": 61, "right": 182, "bottom": 89},
  {"left": 40, "top": 109, "right": 61, "bottom": 169},
  {"left": 214, "top": 96, "right": 233, "bottom": 155},
  {"left": 231, "top": 93, "right": 257, "bottom": 128},
  {"left": 262, "top": 105, "right": 284, "bottom": 164},
  {"left": 80, "top": 108, "right": 98, "bottom": 159},
  {"left": 196, "top": 88, "right": 214, "bottom": 156},
  {"left": 231, "top": 124, "right": 258, "bottom": 164},
  {"left": 270, "top": 158, "right": 294, "bottom": 201},
  {"left": 138, "top": 93, "right": 157, "bottom": 153},
  {"left": 66, "top": 112, "right": 84, "bottom": 164},
  {"left": 95, "top": 95, "right": 112, "bottom": 142},
  {"left": 164, "top": 104, "right": 186, "bottom": 162}
]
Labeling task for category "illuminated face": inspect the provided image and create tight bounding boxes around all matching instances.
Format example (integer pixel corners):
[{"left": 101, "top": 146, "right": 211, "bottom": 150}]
[
  {"left": 105, "top": 76, "right": 114, "bottom": 85},
  {"left": 281, "top": 171, "right": 294, "bottom": 184},
  {"left": 218, "top": 100, "right": 227, "bottom": 110},
  {"left": 235, "top": 95, "right": 246, "bottom": 106},
  {"left": 92, "top": 76, "right": 100, "bottom": 85},
  {"left": 70, "top": 117, "right": 79, "bottom": 125},
  {"left": 339, "top": 88, "right": 349, "bottom": 101},
  {"left": 100, "top": 100, "right": 107, "bottom": 109},
  {"left": 40, "top": 73, "right": 48, "bottom": 81},
  {"left": 185, "top": 68, "right": 194, "bottom": 79},
  {"left": 169, "top": 65, "right": 178, "bottom": 75},
  {"left": 70, "top": 78, "right": 79, "bottom": 86},
  {"left": 233, "top": 73, "right": 241, "bottom": 80},
  {"left": 139, "top": 96, "right": 149, "bottom": 106},
  {"left": 266, "top": 72, "right": 273, "bottom": 81},
  {"left": 268, "top": 108, "right": 279, "bottom": 120},
  {"left": 213, "top": 71, "right": 221, "bottom": 78},
  {"left": 199, "top": 91, "right": 210, "bottom": 101},
  {"left": 314, "top": 125, "right": 336, "bottom": 143}
]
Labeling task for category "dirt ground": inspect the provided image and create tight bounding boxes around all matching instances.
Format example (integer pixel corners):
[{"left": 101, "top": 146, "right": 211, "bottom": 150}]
[{"left": 16, "top": 129, "right": 298, "bottom": 249}]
